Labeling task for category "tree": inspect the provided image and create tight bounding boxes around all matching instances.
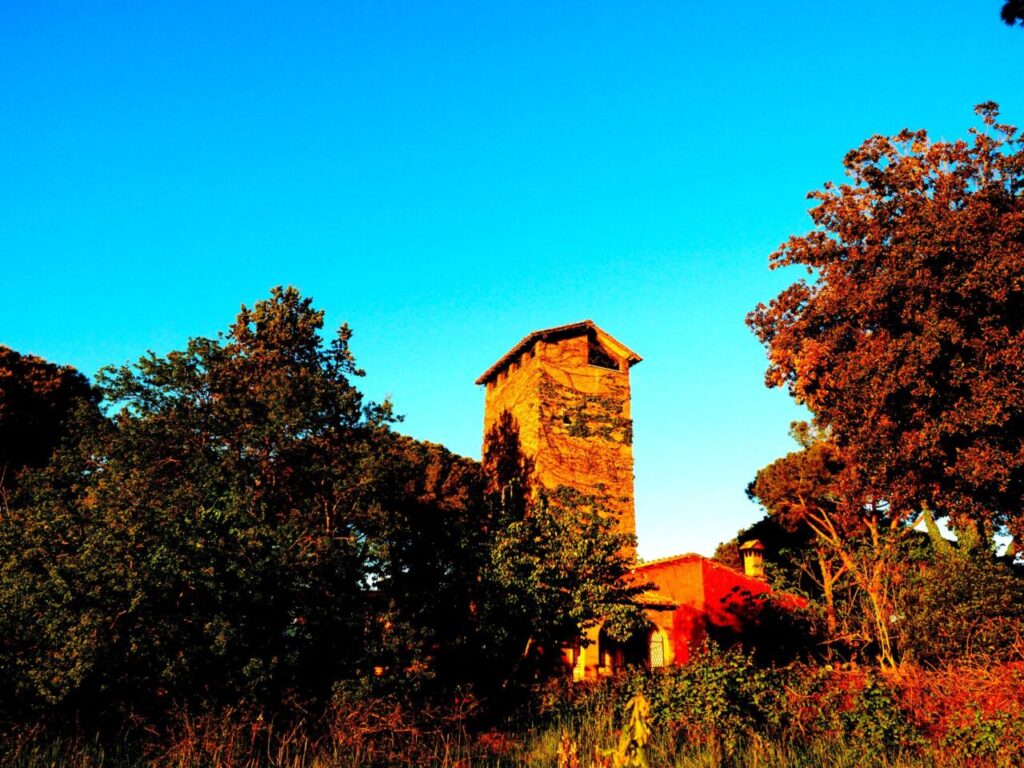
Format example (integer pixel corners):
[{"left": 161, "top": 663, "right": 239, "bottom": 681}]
[
  {"left": 481, "top": 486, "right": 646, "bottom": 686},
  {"left": 0, "top": 287, "right": 647, "bottom": 731},
  {"left": 747, "top": 424, "right": 904, "bottom": 663},
  {"left": 0, "top": 346, "right": 97, "bottom": 497},
  {"left": 897, "top": 518, "right": 1024, "bottom": 665},
  {"left": 350, "top": 433, "right": 490, "bottom": 695},
  {"left": 748, "top": 103, "right": 1024, "bottom": 544},
  {"left": 1002, "top": 0, "right": 1024, "bottom": 25},
  {"left": 0, "top": 288, "right": 394, "bottom": 722},
  {"left": 474, "top": 413, "right": 645, "bottom": 692}
]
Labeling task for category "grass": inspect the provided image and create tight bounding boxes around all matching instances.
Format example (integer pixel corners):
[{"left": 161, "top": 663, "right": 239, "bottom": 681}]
[
  {"left": 0, "top": 730, "right": 972, "bottom": 768},
  {"left": 8, "top": 658, "right": 1024, "bottom": 767}
]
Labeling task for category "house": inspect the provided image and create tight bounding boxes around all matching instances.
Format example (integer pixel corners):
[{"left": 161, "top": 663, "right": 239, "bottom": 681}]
[{"left": 477, "top": 321, "right": 773, "bottom": 679}]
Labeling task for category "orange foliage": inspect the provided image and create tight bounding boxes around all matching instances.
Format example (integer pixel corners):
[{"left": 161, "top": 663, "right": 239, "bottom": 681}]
[{"left": 749, "top": 103, "right": 1024, "bottom": 538}]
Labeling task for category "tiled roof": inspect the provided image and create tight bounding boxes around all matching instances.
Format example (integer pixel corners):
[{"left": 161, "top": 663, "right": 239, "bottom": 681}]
[
  {"left": 632, "top": 552, "right": 706, "bottom": 570},
  {"left": 632, "top": 552, "right": 756, "bottom": 581}
]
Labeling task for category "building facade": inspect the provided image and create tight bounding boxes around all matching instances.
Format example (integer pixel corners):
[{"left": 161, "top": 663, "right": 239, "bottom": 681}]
[
  {"left": 477, "top": 320, "right": 640, "bottom": 541},
  {"left": 477, "top": 321, "right": 772, "bottom": 679}
]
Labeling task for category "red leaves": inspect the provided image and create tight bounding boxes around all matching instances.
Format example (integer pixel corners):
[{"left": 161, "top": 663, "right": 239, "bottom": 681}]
[{"left": 749, "top": 104, "right": 1024, "bottom": 529}]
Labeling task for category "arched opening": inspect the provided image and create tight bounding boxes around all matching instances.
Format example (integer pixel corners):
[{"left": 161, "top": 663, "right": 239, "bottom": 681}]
[{"left": 597, "top": 623, "right": 660, "bottom": 674}]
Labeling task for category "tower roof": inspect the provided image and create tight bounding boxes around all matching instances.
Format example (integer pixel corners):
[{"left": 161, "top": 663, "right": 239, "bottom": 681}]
[{"left": 475, "top": 320, "right": 642, "bottom": 385}]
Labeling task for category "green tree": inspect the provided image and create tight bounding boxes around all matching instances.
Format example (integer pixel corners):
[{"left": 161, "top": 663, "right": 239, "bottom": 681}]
[
  {"left": 1003, "top": 0, "right": 1024, "bottom": 25},
  {"left": 897, "top": 519, "right": 1024, "bottom": 665},
  {"left": 475, "top": 412, "right": 646, "bottom": 691},
  {"left": 747, "top": 425, "right": 867, "bottom": 658},
  {"left": 0, "top": 288, "right": 391, "bottom": 722},
  {"left": 0, "top": 286, "right": 647, "bottom": 731},
  {"left": 351, "top": 433, "right": 490, "bottom": 695},
  {"left": 481, "top": 486, "right": 646, "bottom": 687}
]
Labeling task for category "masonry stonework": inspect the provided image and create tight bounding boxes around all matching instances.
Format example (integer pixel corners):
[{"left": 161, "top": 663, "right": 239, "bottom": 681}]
[
  {"left": 477, "top": 320, "right": 774, "bottom": 679},
  {"left": 477, "top": 321, "right": 640, "bottom": 541}
]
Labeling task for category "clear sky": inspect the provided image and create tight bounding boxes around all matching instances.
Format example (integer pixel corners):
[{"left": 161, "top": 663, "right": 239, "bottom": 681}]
[{"left": 2, "top": 2, "right": 1021, "bottom": 558}]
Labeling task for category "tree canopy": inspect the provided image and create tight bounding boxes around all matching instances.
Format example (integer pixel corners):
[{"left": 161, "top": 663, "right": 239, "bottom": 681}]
[
  {"left": 1003, "top": 0, "right": 1024, "bottom": 25},
  {"left": 748, "top": 103, "right": 1024, "bottom": 539},
  {"left": 0, "top": 345, "right": 97, "bottom": 495},
  {"left": 0, "top": 287, "right": 643, "bottom": 731}
]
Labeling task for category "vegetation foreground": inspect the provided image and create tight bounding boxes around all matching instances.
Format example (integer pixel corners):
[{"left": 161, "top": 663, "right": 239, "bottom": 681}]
[{"left": 9, "top": 648, "right": 1024, "bottom": 767}]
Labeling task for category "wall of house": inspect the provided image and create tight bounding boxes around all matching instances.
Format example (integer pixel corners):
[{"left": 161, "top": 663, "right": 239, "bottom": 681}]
[
  {"left": 700, "top": 558, "right": 772, "bottom": 634},
  {"left": 633, "top": 556, "right": 772, "bottom": 667},
  {"left": 634, "top": 557, "right": 706, "bottom": 665}
]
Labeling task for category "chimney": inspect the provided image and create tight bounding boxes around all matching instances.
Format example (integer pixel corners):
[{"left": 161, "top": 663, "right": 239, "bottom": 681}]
[{"left": 739, "top": 540, "right": 765, "bottom": 579}]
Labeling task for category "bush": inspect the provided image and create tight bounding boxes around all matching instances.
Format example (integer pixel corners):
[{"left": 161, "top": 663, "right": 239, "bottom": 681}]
[
  {"left": 897, "top": 547, "right": 1024, "bottom": 666},
  {"left": 629, "top": 643, "right": 784, "bottom": 755}
]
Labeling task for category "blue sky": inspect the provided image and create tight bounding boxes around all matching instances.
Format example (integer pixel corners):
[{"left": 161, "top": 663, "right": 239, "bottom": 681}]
[{"left": 2, "top": 1, "right": 1021, "bottom": 558}]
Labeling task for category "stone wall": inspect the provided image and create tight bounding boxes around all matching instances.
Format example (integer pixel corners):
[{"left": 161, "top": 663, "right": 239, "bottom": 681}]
[{"left": 482, "top": 330, "right": 636, "bottom": 542}]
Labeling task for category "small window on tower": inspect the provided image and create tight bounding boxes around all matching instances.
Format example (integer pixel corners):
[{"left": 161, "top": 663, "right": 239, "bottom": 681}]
[{"left": 588, "top": 341, "right": 618, "bottom": 370}]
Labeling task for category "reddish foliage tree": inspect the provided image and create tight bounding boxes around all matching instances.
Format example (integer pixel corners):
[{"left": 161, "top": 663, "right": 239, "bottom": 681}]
[{"left": 748, "top": 103, "right": 1024, "bottom": 541}]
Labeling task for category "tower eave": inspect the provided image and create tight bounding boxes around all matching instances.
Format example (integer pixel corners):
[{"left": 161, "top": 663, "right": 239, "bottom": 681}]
[{"left": 475, "top": 320, "right": 642, "bottom": 385}]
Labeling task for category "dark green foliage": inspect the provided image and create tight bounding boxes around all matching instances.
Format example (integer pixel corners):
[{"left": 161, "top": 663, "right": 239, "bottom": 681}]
[
  {"left": 0, "top": 288, "right": 390, "bottom": 723},
  {"left": 836, "top": 677, "right": 923, "bottom": 757},
  {"left": 713, "top": 515, "right": 802, "bottom": 577},
  {"left": 708, "top": 586, "right": 819, "bottom": 665},
  {"left": 637, "top": 643, "right": 782, "bottom": 749},
  {"left": 711, "top": 538, "right": 743, "bottom": 572},
  {"left": 0, "top": 286, "right": 646, "bottom": 740},
  {"left": 481, "top": 409, "right": 534, "bottom": 503},
  {"left": 942, "top": 706, "right": 1024, "bottom": 766},
  {"left": 743, "top": 423, "right": 1024, "bottom": 668},
  {"left": 477, "top": 410, "right": 646, "bottom": 694},
  {"left": 481, "top": 486, "right": 646, "bottom": 687},
  {"left": 628, "top": 649, "right": 925, "bottom": 763}
]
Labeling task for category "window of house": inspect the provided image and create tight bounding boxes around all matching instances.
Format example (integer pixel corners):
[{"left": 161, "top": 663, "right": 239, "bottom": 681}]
[{"left": 649, "top": 631, "right": 665, "bottom": 668}]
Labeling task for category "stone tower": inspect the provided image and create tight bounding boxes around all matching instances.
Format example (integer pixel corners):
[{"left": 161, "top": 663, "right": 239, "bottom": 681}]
[{"left": 476, "top": 321, "right": 641, "bottom": 540}]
